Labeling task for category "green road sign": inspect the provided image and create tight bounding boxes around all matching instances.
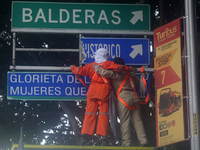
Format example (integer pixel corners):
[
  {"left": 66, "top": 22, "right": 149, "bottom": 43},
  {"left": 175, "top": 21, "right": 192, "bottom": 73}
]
[{"left": 11, "top": 1, "right": 150, "bottom": 32}]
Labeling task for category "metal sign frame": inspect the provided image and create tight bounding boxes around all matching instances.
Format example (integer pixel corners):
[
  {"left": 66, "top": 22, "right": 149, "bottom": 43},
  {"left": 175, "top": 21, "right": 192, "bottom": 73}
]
[{"left": 10, "top": 1, "right": 153, "bottom": 72}]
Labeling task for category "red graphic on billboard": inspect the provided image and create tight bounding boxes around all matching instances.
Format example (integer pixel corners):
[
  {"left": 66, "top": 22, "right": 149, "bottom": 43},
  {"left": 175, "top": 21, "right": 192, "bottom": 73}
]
[{"left": 154, "top": 66, "right": 181, "bottom": 90}]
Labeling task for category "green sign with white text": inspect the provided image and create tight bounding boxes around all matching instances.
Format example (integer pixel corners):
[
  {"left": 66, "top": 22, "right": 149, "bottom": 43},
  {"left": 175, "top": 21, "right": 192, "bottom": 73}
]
[{"left": 11, "top": 1, "right": 150, "bottom": 32}]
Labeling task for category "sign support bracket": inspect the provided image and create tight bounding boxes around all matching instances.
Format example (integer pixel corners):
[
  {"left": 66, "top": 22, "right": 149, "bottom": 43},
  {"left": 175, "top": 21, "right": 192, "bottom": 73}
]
[{"left": 12, "top": 33, "right": 16, "bottom": 66}]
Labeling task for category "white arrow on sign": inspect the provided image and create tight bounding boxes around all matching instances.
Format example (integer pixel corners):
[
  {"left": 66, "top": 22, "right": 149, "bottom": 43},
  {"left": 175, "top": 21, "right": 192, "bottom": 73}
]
[
  {"left": 130, "top": 10, "right": 143, "bottom": 25},
  {"left": 129, "top": 44, "right": 143, "bottom": 59}
]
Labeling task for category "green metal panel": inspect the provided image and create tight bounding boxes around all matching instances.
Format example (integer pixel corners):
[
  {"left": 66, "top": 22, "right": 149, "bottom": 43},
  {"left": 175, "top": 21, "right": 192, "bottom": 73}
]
[{"left": 12, "top": 1, "right": 150, "bottom": 31}]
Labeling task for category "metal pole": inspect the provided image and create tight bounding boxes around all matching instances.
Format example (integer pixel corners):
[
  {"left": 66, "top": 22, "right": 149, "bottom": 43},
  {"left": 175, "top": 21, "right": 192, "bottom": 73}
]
[
  {"left": 19, "top": 127, "right": 24, "bottom": 150},
  {"left": 184, "top": 0, "right": 199, "bottom": 150},
  {"left": 79, "top": 34, "right": 82, "bottom": 66},
  {"left": 12, "top": 33, "right": 16, "bottom": 66}
]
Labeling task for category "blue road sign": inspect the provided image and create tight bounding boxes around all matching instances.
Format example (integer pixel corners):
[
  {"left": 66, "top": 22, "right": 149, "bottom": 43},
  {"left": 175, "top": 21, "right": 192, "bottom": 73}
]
[
  {"left": 7, "top": 72, "right": 90, "bottom": 101},
  {"left": 7, "top": 72, "right": 150, "bottom": 101},
  {"left": 7, "top": 72, "right": 151, "bottom": 101},
  {"left": 81, "top": 37, "right": 151, "bottom": 66}
]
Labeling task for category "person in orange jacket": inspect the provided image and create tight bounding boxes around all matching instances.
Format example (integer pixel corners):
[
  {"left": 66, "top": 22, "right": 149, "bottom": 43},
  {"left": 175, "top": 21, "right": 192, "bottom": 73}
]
[
  {"left": 92, "top": 57, "right": 148, "bottom": 147},
  {"left": 69, "top": 48, "right": 131, "bottom": 146}
]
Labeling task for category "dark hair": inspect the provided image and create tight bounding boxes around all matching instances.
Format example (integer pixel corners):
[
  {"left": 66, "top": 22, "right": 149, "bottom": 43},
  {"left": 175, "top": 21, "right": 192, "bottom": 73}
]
[{"left": 113, "top": 57, "right": 125, "bottom": 65}]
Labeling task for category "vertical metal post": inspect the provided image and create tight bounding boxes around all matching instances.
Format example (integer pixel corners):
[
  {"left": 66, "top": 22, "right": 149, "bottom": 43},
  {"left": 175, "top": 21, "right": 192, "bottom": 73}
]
[
  {"left": 12, "top": 33, "right": 16, "bottom": 66},
  {"left": 19, "top": 127, "right": 24, "bottom": 150},
  {"left": 79, "top": 34, "right": 82, "bottom": 66},
  {"left": 184, "top": 0, "right": 199, "bottom": 150}
]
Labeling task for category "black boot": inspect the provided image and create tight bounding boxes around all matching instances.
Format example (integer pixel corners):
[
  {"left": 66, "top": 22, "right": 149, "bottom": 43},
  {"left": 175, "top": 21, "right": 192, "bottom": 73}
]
[
  {"left": 78, "top": 134, "right": 90, "bottom": 146},
  {"left": 114, "top": 137, "right": 121, "bottom": 146},
  {"left": 100, "top": 139, "right": 109, "bottom": 146},
  {"left": 100, "top": 136, "right": 109, "bottom": 146}
]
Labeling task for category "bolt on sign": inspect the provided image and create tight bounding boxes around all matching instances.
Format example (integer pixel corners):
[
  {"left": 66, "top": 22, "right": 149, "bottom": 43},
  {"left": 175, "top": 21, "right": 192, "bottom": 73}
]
[
  {"left": 11, "top": 1, "right": 150, "bottom": 32},
  {"left": 154, "top": 19, "right": 185, "bottom": 147}
]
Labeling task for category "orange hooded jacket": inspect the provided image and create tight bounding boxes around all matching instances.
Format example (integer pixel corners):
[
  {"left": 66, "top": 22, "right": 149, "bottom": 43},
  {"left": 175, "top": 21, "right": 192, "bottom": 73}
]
[{"left": 71, "top": 60, "right": 131, "bottom": 101}]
